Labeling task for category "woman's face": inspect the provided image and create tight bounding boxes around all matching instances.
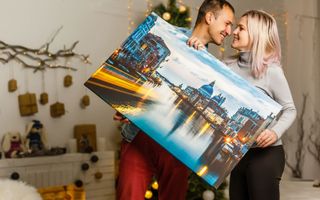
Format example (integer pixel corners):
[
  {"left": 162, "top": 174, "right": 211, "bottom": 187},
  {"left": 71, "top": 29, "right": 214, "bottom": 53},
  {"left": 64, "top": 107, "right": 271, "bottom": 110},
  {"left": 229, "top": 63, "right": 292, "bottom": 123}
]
[{"left": 231, "top": 16, "right": 251, "bottom": 51}]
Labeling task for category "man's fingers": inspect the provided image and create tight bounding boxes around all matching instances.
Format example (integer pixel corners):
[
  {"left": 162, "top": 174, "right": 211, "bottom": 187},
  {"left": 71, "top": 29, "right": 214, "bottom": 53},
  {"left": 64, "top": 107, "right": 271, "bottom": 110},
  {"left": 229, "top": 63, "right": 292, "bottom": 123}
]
[
  {"left": 121, "top": 119, "right": 130, "bottom": 124},
  {"left": 113, "top": 115, "right": 123, "bottom": 121}
]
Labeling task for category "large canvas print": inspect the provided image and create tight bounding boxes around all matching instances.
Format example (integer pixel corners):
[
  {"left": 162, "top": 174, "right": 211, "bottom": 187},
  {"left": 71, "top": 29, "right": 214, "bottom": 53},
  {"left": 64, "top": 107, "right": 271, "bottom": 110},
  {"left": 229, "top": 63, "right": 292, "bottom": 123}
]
[{"left": 85, "top": 13, "right": 282, "bottom": 188}]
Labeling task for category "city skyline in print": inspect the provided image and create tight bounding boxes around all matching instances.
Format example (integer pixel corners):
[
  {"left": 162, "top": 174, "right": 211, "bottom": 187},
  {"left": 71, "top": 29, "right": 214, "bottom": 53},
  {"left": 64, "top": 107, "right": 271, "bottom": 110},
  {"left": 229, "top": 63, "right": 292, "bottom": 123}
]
[{"left": 85, "top": 13, "right": 282, "bottom": 188}]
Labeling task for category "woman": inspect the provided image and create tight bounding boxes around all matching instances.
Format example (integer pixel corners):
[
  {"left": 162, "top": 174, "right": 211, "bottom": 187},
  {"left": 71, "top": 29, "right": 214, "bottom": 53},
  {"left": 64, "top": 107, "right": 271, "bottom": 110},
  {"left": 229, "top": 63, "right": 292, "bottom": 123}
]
[
  {"left": 227, "top": 10, "right": 296, "bottom": 200},
  {"left": 189, "top": 10, "right": 296, "bottom": 200}
]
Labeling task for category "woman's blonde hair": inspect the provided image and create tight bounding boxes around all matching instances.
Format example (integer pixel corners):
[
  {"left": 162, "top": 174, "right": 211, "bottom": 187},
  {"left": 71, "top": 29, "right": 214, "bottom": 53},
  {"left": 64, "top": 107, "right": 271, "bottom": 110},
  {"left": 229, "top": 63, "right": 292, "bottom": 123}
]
[{"left": 243, "top": 10, "right": 282, "bottom": 78}]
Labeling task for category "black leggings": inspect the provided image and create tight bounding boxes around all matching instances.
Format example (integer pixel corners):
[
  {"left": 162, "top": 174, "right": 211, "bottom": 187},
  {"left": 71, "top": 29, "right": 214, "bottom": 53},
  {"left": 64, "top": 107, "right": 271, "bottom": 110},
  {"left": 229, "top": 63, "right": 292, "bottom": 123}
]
[{"left": 229, "top": 145, "right": 285, "bottom": 200}]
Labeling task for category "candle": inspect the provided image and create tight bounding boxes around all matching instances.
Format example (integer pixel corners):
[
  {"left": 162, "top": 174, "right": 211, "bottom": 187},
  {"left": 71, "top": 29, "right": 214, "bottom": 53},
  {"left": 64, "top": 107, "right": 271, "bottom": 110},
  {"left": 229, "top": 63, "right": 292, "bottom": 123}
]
[{"left": 68, "top": 139, "right": 77, "bottom": 153}]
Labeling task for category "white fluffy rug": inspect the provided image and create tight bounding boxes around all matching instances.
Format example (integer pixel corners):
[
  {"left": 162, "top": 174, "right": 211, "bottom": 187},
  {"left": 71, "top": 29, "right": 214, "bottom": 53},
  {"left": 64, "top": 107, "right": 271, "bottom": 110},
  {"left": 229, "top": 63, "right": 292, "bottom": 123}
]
[{"left": 0, "top": 179, "right": 42, "bottom": 200}]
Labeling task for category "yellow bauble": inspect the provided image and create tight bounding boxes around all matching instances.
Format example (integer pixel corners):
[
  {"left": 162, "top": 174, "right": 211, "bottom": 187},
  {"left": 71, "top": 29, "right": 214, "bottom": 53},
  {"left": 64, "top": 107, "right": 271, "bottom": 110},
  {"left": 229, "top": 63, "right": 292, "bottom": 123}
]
[
  {"left": 185, "top": 17, "right": 192, "bottom": 22},
  {"left": 145, "top": 190, "right": 153, "bottom": 199},
  {"left": 179, "top": 5, "right": 187, "bottom": 13},
  {"left": 162, "top": 12, "right": 171, "bottom": 21},
  {"left": 151, "top": 181, "right": 159, "bottom": 190}
]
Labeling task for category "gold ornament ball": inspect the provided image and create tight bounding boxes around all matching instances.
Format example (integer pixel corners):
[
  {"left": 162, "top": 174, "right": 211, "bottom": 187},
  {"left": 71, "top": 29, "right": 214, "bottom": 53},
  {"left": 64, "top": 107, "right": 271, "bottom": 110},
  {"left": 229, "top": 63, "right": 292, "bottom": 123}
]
[
  {"left": 185, "top": 17, "right": 192, "bottom": 22},
  {"left": 151, "top": 181, "right": 159, "bottom": 190},
  {"left": 144, "top": 190, "right": 153, "bottom": 199},
  {"left": 162, "top": 12, "right": 171, "bottom": 21},
  {"left": 179, "top": 5, "right": 187, "bottom": 13}
]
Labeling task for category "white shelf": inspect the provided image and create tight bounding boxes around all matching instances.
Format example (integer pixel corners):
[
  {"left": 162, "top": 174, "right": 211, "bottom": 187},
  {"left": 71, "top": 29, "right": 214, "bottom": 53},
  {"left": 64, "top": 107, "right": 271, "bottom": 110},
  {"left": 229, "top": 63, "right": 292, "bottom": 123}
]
[{"left": 0, "top": 151, "right": 115, "bottom": 200}]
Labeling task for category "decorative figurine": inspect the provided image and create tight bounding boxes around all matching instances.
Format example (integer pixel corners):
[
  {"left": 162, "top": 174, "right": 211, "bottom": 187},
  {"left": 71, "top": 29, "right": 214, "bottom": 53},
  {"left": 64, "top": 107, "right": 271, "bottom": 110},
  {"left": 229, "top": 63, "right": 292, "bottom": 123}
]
[
  {"left": 25, "top": 120, "right": 48, "bottom": 153},
  {"left": 2, "top": 131, "right": 25, "bottom": 158}
]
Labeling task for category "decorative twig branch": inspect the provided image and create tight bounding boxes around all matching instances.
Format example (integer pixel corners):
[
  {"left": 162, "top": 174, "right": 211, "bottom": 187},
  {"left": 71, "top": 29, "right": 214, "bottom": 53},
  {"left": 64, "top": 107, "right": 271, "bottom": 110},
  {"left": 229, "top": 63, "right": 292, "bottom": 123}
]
[
  {"left": 307, "top": 111, "right": 320, "bottom": 165},
  {"left": 0, "top": 26, "right": 90, "bottom": 73},
  {"left": 285, "top": 93, "right": 307, "bottom": 178}
]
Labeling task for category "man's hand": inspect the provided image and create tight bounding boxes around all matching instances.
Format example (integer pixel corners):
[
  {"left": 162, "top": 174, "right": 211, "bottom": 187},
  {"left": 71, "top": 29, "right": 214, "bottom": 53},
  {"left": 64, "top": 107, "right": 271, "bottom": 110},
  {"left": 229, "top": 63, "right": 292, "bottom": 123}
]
[
  {"left": 113, "top": 112, "right": 130, "bottom": 124},
  {"left": 187, "top": 36, "right": 205, "bottom": 50},
  {"left": 256, "top": 129, "right": 278, "bottom": 148}
]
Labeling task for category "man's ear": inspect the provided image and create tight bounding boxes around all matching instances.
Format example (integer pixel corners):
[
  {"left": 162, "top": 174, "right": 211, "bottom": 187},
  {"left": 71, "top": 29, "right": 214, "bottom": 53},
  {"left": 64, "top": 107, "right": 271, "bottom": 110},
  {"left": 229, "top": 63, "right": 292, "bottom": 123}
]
[{"left": 205, "top": 12, "right": 215, "bottom": 25}]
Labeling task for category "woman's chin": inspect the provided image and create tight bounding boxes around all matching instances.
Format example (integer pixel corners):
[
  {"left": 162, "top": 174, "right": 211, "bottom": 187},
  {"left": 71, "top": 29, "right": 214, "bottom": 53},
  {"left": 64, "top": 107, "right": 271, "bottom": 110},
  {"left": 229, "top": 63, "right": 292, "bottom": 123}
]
[{"left": 231, "top": 44, "right": 240, "bottom": 50}]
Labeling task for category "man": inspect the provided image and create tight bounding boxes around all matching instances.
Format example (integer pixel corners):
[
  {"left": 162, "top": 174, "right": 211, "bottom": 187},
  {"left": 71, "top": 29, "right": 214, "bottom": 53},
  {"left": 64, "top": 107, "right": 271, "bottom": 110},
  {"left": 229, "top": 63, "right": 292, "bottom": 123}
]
[{"left": 115, "top": 1, "right": 234, "bottom": 199}]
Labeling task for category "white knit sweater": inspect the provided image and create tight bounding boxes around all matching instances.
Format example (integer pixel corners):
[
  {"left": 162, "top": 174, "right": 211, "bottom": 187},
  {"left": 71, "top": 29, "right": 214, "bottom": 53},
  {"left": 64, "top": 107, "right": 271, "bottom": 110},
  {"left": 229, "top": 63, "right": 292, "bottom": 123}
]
[{"left": 225, "top": 52, "right": 297, "bottom": 146}]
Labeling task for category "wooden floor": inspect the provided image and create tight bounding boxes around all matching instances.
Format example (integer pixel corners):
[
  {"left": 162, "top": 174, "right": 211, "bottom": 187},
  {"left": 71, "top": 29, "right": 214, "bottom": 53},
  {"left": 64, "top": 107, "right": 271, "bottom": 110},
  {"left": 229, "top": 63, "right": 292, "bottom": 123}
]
[{"left": 280, "top": 180, "right": 320, "bottom": 200}]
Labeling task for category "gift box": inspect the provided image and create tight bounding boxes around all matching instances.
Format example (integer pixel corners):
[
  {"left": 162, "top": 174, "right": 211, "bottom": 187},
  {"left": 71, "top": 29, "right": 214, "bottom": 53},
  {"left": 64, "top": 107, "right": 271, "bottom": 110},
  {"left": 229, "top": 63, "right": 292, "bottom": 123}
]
[
  {"left": 38, "top": 184, "right": 85, "bottom": 200},
  {"left": 18, "top": 93, "right": 38, "bottom": 116},
  {"left": 50, "top": 102, "right": 65, "bottom": 118}
]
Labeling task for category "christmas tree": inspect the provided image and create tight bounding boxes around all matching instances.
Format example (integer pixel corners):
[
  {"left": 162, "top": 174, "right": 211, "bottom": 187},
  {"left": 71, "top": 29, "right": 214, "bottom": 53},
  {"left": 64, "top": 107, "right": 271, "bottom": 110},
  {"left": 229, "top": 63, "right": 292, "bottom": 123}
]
[{"left": 153, "top": 0, "right": 191, "bottom": 28}]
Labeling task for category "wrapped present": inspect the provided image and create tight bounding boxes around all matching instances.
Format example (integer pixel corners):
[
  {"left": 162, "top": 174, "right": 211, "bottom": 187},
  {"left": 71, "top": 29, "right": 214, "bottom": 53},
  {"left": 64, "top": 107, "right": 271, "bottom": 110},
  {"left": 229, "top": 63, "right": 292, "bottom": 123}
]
[
  {"left": 38, "top": 184, "right": 85, "bottom": 200},
  {"left": 18, "top": 93, "right": 38, "bottom": 116},
  {"left": 50, "top": 102, "right": 65, "bottom": 118}
]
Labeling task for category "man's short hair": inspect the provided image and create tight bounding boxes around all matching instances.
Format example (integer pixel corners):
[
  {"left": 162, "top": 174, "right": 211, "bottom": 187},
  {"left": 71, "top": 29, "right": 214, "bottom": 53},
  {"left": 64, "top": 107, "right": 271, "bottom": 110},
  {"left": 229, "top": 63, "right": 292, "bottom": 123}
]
[{"left": 195, "top": 0, "right": 234, "bottom": 26}]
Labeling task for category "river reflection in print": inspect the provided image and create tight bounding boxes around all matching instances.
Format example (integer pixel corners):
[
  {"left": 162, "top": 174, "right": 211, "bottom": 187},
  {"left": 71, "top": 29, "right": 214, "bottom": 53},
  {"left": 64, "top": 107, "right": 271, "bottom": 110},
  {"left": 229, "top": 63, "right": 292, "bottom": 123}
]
[{"left": 85, "top": 13, "right": 282, "bottom": 188}]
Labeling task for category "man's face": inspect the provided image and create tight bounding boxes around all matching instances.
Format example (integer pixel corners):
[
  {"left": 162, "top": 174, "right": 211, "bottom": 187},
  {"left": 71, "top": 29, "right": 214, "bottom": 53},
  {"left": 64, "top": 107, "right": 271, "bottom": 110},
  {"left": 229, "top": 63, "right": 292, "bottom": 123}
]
[{"left": 208, "top": 6, "right": 234, "bottom": 45}]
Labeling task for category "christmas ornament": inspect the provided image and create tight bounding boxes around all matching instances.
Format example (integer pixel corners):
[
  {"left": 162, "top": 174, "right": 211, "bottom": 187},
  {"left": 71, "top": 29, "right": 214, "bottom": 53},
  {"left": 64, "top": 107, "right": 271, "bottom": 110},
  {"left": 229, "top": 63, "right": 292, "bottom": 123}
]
[
  {"left": 179, "top": 5, "right": 187, "bottom": 13},
  {"left": 202, "top": 190, "right": 215, "bottom": 200},
  {"left": 50, "top": 102, "right": 65, "bottom": 118},
  {"left": 40, "top": 92, "right": 49, "bottom": 105},
  {"left": 80, "top": 95, "right": 90, "bottom": 108},
  {"left": 185, "top": 17, "right": 192, "bottom": 22},
  {"left": 153, "top": 0, "right": 191, "bottom": 28},
  {"left": 64, "top": 75, "right": 73, "bottom": 87},
  {"left": 8, "top": 79, "right": 17, "bottom": 92},
  {"left": 18, "top": 93, "right": 38, "bottom": 116},
  {"left": 162, "top": 12, "right": 171, "bottom": 21},
  {"left": 151, "top": 181, "right": 158, "bottom": 190},
  {"left": 144, "top": 190, "right": 153, "bottom": 199},
  {"left": 94, "top": 172, "right": 103, "bottom": 180}
]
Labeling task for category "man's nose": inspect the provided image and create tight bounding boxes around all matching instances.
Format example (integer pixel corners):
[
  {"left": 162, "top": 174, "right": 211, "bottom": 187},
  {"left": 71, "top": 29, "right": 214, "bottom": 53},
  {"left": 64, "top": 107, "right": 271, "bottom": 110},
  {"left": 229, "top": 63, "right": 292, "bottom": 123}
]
[{"left": 226, "top": 26, "right": 232, "bottom": 35}]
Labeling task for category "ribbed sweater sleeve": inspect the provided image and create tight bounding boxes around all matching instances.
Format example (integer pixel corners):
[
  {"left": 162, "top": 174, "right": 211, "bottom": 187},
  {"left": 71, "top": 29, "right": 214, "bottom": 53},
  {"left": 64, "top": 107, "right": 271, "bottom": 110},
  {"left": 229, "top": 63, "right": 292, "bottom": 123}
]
[{"left": 267, "top": 65, "right": 297, "bottom": 139}]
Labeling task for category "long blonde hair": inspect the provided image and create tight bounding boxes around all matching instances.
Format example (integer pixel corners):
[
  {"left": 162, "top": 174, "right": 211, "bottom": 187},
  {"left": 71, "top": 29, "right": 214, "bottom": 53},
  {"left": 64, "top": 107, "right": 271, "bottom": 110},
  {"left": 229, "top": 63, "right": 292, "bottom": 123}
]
[{"left": 243, "top": 10, "right": 281, "bottom": 78}]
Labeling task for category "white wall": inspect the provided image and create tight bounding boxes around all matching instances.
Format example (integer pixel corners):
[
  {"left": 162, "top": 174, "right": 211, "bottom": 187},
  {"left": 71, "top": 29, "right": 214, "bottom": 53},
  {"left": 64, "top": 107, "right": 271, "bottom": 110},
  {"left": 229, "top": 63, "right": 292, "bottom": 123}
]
[
  {"left": 283, "top": 0, "right": 320, "bottom": 179},
  {"left": 0, "top": 0, "right": 161, "bottom": 150},
  {"left": 0, "top": 0, "right": 319, "bottom": 180}
]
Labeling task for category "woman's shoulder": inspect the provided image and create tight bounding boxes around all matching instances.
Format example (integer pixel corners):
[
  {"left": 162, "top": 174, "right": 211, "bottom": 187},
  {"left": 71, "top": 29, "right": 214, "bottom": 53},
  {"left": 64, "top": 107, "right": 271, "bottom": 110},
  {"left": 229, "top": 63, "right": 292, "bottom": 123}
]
[
  {"left": 266, "top": 62, "right": 286, "bottom": 80},
  {"left": 267, "top": 62, "right": 283, "bottom": 73}
]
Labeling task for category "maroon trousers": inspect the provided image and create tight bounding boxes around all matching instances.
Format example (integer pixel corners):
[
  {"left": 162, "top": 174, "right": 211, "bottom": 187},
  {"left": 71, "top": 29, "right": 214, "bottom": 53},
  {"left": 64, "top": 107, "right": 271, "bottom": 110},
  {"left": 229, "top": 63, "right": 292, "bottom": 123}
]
[{"left": 116, "top": 132, "right": 189, "bottom": 200}]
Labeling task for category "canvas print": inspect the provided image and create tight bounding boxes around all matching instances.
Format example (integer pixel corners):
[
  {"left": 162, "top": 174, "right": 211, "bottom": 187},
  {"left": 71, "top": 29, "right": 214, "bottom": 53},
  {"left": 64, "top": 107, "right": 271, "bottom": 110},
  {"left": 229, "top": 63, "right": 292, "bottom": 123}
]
[{"left": 85, "top": 13, "right": 282, "bottom": 188}]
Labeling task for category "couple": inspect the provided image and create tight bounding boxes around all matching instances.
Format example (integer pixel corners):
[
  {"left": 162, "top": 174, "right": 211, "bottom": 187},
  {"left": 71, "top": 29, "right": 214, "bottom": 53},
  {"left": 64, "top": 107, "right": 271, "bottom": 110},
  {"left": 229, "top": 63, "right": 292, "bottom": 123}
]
[{"left": 115, "top": 0, "right": 296, "bottom": 200}]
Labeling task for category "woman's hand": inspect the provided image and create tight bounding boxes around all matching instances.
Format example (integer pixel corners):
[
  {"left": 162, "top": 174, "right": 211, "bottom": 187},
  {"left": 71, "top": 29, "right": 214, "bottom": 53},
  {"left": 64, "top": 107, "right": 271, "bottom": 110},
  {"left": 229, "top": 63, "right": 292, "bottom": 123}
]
[
  {"left": 256, "top": 129, "right": 278, "bottom": 148},
  {"left": 187, "top": 36, "right": 205, "bottom": 50},
  {"left": 113, "top": 112, "right": 130, "bottom": 124}
]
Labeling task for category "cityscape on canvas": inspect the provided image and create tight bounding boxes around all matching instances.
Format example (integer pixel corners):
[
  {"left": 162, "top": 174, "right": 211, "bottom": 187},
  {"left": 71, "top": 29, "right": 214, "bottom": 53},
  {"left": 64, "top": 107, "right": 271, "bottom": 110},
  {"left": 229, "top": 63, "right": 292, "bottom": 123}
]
[{"left": 85, "top": 13, "right": 282, "bottom": 187}]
